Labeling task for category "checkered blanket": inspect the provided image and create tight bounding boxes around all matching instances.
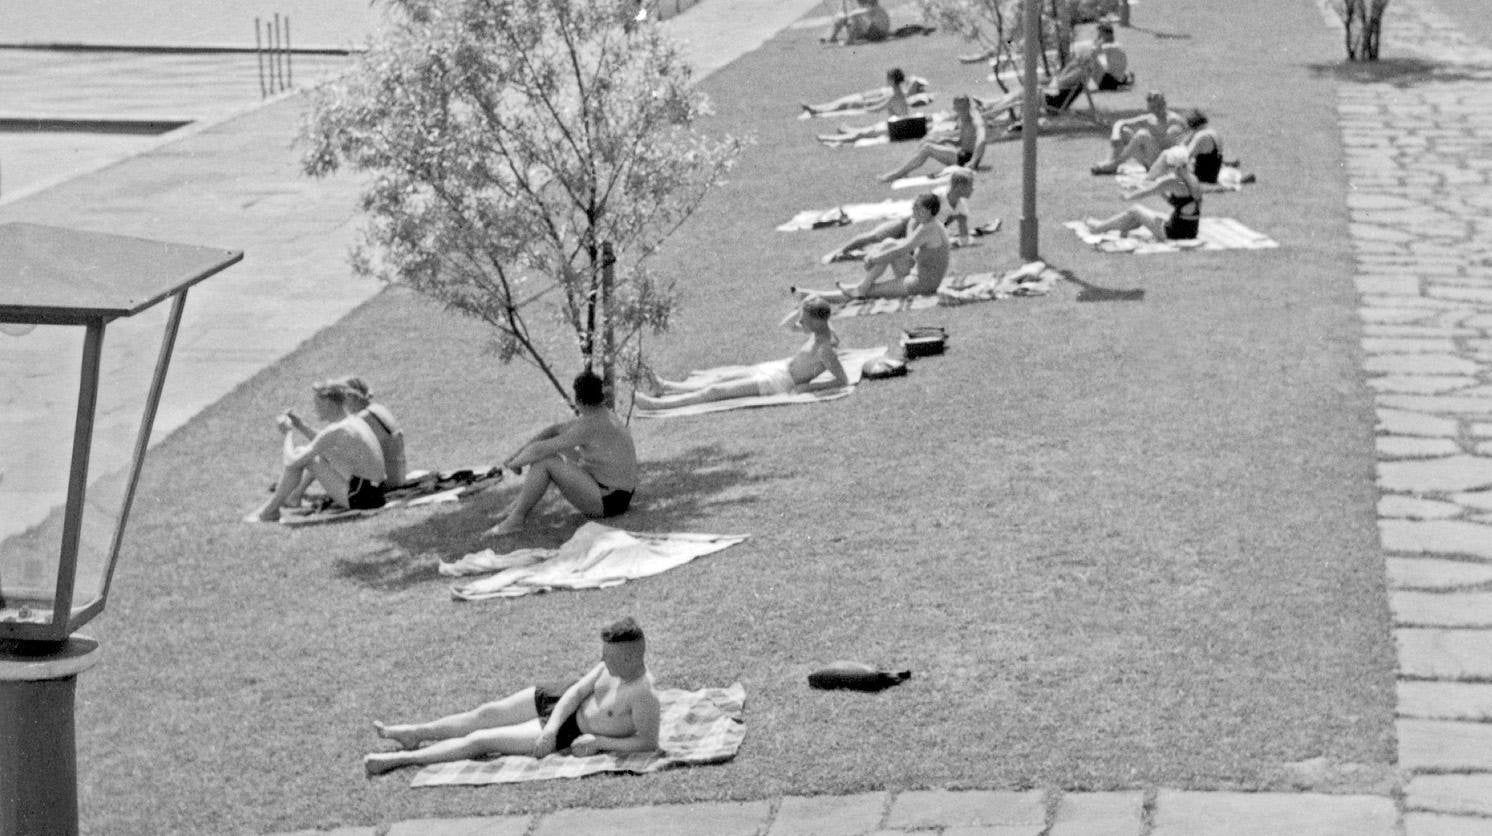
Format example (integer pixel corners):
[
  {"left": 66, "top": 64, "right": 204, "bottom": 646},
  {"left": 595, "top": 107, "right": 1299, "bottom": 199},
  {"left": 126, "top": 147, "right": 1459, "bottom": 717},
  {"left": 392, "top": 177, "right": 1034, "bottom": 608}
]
[
  {"left": 1063, "top": 218, "right": 1278, "bottom": 254},
  {"left": 409, "top": 683, "right": 747, "bottom": 787},
  {"left": 831, "top": 261, "right": 1060, "bottom": 318}
]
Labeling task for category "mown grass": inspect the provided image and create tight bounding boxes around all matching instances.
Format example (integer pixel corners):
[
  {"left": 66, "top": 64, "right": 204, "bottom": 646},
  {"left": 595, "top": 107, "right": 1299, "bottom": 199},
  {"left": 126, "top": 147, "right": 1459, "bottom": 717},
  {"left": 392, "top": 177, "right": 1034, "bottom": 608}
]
[{"left": 74, "top": 0, "right": 1396, "bottom": 832}]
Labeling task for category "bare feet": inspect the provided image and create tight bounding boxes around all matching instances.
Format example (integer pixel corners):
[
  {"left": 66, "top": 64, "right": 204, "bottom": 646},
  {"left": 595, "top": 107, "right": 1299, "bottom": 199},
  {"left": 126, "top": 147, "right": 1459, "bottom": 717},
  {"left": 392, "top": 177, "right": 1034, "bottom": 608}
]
[
  {"left": 373, "top": 721, "right": 422, "bottom": 750},
  {"left": 244, "top": 510, "right": 279, "bottom": 523},
  {"left": 491, "top": 516, "right": 526, "bottom": 535},
  {"left": 836, "top": 280, "right": 863, "bottom": 299},
  {"left": 363, "top": 753, "right": 402, "bottom": 777},
  {"left": 877, "top": 171, "right": 900, "bottom": 183}
]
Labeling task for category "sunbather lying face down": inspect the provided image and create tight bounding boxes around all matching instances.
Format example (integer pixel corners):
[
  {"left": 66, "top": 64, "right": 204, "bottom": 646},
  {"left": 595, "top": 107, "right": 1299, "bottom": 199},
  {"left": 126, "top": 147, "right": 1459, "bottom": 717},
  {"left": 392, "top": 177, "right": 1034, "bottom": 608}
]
[
  {"left": 635, "top": 297, "right": 851, "bottom": 409},
  {"left": 247, "top": 380, "right": 388, "bottom": 522},
  {"left": 364, "top": 617, "right": 662, "bottom": 776},
  {"left": 489, "top": 370, "right": 639, "bottom": 535},
  {"left": 795, "top": 193, "right": 952, "bottom": 304},
  {"left": 1084, "top": 146, "right": 1203, "bottom": 241}
]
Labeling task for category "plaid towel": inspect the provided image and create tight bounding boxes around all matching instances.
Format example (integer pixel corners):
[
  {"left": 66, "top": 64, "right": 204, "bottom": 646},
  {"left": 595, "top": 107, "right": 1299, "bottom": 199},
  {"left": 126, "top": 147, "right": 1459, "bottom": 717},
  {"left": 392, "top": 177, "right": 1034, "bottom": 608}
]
[
  {"left": 1063, "top": 218, "right": 1278, "bottom": 255},
  {"left": 831, "top": 261, "right": 1059, "bottom": 319},
  {"left": 409, "top": 683, "right": 747, "bottom": 787}
]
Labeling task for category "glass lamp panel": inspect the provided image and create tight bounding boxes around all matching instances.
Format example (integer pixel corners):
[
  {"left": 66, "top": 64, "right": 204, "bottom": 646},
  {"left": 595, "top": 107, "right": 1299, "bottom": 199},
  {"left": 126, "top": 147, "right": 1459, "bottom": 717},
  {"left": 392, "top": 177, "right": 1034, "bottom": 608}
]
[
  {"left": 71, "top": 302, "right": 173, "bottom": 620},
  {"left": 0, "top": 324, "right": 85, "bottom": 630}
]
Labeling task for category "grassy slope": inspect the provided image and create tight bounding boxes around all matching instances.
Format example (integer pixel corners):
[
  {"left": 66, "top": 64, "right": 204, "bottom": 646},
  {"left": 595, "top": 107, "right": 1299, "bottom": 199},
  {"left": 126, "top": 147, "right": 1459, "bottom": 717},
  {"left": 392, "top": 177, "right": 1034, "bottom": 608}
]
[{"left": 73, "top": 0, "right": 1395, "bottom": 832}]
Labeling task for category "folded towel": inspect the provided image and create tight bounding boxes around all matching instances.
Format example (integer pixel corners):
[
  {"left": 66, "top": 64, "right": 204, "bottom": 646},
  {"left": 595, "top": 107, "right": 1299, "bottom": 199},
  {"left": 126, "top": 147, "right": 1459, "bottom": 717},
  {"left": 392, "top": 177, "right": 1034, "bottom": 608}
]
[
  {"left": 632, "top": 347, "right": 888, "bottom": 418},
  {"left": 410, "top": 683, "right": 748, "bottom": 787},
  {"left": 448, "top": 522, "right": 749, "bottom": 599},
  {"left": 1064, "top": 218, "right": 1278, "bottom": 255}
]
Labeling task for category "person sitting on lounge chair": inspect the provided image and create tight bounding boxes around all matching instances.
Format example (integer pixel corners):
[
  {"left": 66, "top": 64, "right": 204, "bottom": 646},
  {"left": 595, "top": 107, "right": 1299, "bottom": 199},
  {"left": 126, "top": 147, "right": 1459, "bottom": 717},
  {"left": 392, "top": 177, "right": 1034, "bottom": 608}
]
[
  {"left": 821, "top": 0, "right": 892, "bottom": 44},
  {"left": 794, "top": 193, "right": 951, "bottom": 304},
  {"left": 879, "top": 95, "right": 985, "bottom": 182},
  {"left": 249, "top": 380, "right": 387, "bottom": 522},
  {"left": 636, "top": 297, "right": 850, "bottom": 409},
  {"left": 1092, "top": 21, "right": 1131, "bottom": 90},
  {"left": 1090, "top": 90, "right": 1187, "bottom": 174},
  {"left": 489, "top": 370, "right": 638, "bottom": 535},
  {"left": 1083, "top": 145, "right": 1202, "bottom": 241},
  {"left": 364, "top": 617, "right": 660, "bottom": 776}
]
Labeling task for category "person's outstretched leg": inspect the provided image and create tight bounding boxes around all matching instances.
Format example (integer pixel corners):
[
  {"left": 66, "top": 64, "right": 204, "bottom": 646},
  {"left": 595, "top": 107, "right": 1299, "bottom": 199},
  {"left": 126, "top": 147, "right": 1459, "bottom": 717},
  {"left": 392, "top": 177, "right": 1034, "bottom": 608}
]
[
  {"left": 635, "top": 378, "right": 762, "bottom": 409},
  {"left": 1085, "top": 205, "right": 1156, "bottom": 236},
  {"left": 251, "top": 459, "right": 309, "bottom": 522},
  {"left": 490, "top": 463, "right": 556, "bottom": 534},
  {"left": 879, "top": 140, "right": 952, "bottom": 182},
  {"left": 365, "top": 722, "right": 544, "bottom": 776},
  {"left": 374, "top": 688, "right": 539, "bottom": 749}
]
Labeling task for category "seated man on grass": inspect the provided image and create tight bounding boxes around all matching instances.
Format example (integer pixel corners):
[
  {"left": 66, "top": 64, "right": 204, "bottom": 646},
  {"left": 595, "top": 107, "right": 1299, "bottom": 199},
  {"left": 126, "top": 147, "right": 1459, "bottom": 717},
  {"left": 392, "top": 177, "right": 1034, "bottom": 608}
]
[
  {"left": 249, "top": 380, "right": 387, "bottom": 522},
  {"left": 365, "top": 617, "right": 660, "bottom": 776},
  {"left": 879, "top": 95, "right": 986, "bottom": 182},
  {"left": 795, "top": 193, "right": 951, "bottom": 303},
  {"left": 1090, "top": 89, "right": 1187, "bottom": 174},
  {"left": 821, "top": 0, "right": 891, "bottom": 44},
  {"left": 489, "top": 370, "right": 638, "bottom": 535},
  {"left": 637, "top": 297, "right": 850, "bottom": 409},
  {"left": 822, "top": 167, "right": 976, "bottom": 262}
]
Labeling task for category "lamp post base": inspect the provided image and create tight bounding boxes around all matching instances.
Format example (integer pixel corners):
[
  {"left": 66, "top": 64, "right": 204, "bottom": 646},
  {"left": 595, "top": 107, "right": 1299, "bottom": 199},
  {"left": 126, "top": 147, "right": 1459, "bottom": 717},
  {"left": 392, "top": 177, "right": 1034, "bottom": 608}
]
[{"left": 0, "top": 636, "right": 100, "bottom": 836}]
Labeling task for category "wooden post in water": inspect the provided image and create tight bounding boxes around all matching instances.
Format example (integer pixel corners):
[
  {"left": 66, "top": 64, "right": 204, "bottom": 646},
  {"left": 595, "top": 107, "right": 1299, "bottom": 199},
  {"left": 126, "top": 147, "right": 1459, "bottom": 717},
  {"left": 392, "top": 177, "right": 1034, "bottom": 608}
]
[
  {"left": 284, "top": 17, "right": 293, "bottom": 88},
  {"left": 254, "top": 18, "right": 266, "bottom": 97}
]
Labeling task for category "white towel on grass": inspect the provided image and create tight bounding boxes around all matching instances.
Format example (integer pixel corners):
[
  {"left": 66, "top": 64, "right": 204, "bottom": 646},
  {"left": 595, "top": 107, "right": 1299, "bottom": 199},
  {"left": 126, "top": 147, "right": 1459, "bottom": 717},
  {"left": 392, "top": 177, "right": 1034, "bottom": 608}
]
[{"left": 1063, "top": 218, "right": 1278, "bottom": 254}]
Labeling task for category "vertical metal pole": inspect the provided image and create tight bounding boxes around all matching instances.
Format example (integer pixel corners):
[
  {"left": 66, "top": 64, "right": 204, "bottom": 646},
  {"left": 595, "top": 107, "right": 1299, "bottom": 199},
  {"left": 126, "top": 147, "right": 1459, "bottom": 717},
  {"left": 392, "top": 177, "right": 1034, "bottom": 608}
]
[
  {"left": 284, "top": 17, "right": 292, "bottom": 88},
  {"left": 1019, "top": 0, "right": 1040, "bottom": 261},
  {"left": 273, "top": 15, "right": 284, "bottom": 93},
  {"left": 0, "top": 638, "right": 101, "bottom": 836},
  {"left": 254, "top": 18, "right": 266, "bottom": 98}
]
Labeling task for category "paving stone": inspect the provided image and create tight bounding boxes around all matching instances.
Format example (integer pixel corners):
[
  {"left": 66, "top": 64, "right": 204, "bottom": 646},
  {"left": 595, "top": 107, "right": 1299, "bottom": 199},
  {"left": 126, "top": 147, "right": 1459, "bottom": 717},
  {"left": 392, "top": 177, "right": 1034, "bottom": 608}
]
[
  {"left": 270, "top": 829, "right": 377, "bottom": 836},
  {"left": 1403, "top": 811, "right": 1492, "bottom": 836},
  {"left": 1352, "top": 222, "right": 1418, "bottom": 243},
  {"left": 386, "top": 818, "right": 530, "bottom": 836},
  {"left": 768, "top": 792, "right": 888, "bottom": 836},
  {"left": 1379, "top": 394, "right": 1492, "bottom": 414},
  {"left": 1363, "top": 295, "right": 1464, "bottom": 310},
  {"left": 885, "top": 790, "right": 1045, "bottom": 830},
  {"left": 1381, "top": 496, "right": 1464, "bottom": 519},
  {"left": 1049, "top": 791, "right": 1145, "bottom": 836},
  {"left": 1470, "top": 513, "right": 1492, "bottom": 525},
  {"left": 1406, "top": 774, "right": 1492, "bottom": 817},
  {"left": 1379, "top": 436, "right": 1463, "bottom": 458},
  {"left": 1389, "top": 557, "right": 1492, "bottom": 588},
  {"left": 1397, "top": 628, "right": 1492, "bottom": 679},
  {"left": 1380, "top": 519, "right": 1492, "bottom": 559},
  {"left": 1366, "top": 355, "right": 1481, "bottom": 376},
  {"left": 1369, "top": 376, "right": 1479, "bottom": 394},
  {"left": 941, "top": 826, "right": 1044, "bottom": 836},
  {"left": 1378, "top": 461, "right": 1492, "bottom": 496},
  {"left": 1398, "top": 719, "right": 1492, "bottom": 771},
  {"left": 1356, "top": 275, "right": 1423, "bottom": 295},
  {"left": 1149, "top": 790, "right": 1396, "bottom": 835},
  {"left": 1360, "top": 306, "right": 1437, "bottom": 323},
  {"left": 1364, "top": 324, "right": 1481, "bottom": 339},
  {"left": 1398, "top": 680, "right": 1492, "bottom": 721},
  {"left": 1377, "top": 408, "right": 1463, "bottom": 437},
  {"left": 1363, "top": 338, "right": 1460, "bottom": 354},
  {"left": 1392, "top": 591, "right": 1492, "bottom": 626},
  {"left": 1430, "top": 286, "right": 1492, "bottom": 305},
  {"left": 1473, "top": 426, "right": 1492, "bottom": 439},
  {"left": 1452, "top": 489, "right": 1492, "bottom": 510},
  {"left": 1476, "top": 441, "right": 1492, "bottom": 456},
  {"left": 532, "top": 801, "right": 771, "bottom": 836}
]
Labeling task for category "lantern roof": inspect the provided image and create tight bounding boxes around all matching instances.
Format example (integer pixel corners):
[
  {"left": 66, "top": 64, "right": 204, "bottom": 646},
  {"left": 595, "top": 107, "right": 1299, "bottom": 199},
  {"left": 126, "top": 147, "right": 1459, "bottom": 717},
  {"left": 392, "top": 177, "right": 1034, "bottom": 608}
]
[{"left": 0, "top": 223, "right": 243, "bottom": 324}]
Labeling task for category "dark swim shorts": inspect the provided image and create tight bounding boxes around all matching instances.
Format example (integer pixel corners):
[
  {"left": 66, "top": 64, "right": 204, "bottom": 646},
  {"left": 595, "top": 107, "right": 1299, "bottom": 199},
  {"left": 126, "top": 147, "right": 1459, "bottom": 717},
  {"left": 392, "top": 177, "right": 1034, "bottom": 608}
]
[
  {"left": 955, "top": 149, "right": 974, "bottom": 166},
  {"left": 599, "top": 487, "right": 634, "bottom": 518},
  {"left": 346, "top": 475, "right": 386, "bottom": 510},
  {"left": 533, "top": 680, "right": 584, "bottom": 751}
]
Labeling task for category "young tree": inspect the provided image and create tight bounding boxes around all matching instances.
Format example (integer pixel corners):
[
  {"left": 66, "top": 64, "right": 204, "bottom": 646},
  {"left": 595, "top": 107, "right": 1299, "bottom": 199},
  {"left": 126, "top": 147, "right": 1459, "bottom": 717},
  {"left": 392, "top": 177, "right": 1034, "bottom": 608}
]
[
  {"left": 301, "top": 0, "right": 742, "bottom": 407},
  {"left": 920, "top": 0, "right": 1121, "bottom": 86},
  {"left": 1329, "top": 0, "right": 1391, "bottom": 61}
]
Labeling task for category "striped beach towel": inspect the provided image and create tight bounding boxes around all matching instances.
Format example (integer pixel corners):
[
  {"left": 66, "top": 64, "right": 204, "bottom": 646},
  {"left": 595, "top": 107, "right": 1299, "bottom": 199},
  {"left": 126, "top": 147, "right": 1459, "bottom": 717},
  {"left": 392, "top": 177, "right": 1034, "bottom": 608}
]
[
  {"left": 1064, "top": 218, "right": 1278, "bottom": 254},
  {"left": 832, "top": 261, "right": 1060, "bottom": 319},
  {"left": 410, "top": 683, "right": 747, "bottom": 787}
]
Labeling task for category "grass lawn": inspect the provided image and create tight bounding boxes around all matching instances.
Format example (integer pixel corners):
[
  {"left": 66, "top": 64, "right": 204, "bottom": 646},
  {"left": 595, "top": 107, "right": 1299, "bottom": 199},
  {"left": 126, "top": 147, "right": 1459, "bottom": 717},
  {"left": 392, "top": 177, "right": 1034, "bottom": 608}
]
[{"left": 72, "top": 0, "right": 1397, "bottom": 832}]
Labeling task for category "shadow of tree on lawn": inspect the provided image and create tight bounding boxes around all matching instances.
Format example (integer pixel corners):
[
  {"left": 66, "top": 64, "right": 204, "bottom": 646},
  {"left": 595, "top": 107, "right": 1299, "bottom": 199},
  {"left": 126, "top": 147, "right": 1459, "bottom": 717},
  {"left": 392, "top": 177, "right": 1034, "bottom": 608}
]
[
  {"left": 334, "top": 444, "right": 777, "bottom": 590},
  {"left": 1307, "top": 57, "right": 1492, "bottom": 87}
]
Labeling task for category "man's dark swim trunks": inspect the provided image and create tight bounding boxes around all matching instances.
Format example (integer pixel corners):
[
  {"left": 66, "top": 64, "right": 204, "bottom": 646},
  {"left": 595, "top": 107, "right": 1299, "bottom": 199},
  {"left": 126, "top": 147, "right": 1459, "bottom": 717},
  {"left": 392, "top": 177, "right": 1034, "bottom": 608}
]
[
  {"left": 346, "top": 475, "right": 386, "bottom": 510},
  {"left": 955, "top": 149, "right": 974, "bottom": 166},
  {"left": 598, "top": 485, "right": 634, "bottom": 517},
  {"left": 533, "top": 680, "right": 584, "bottom": 751}
]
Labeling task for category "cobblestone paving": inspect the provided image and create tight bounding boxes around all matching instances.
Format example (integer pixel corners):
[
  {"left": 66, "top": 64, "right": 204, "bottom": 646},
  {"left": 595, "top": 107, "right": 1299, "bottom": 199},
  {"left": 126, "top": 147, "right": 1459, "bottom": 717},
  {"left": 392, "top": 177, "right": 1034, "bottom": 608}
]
[{"left": 1334, "top": 0, "right": 1492, "bottom": 831}]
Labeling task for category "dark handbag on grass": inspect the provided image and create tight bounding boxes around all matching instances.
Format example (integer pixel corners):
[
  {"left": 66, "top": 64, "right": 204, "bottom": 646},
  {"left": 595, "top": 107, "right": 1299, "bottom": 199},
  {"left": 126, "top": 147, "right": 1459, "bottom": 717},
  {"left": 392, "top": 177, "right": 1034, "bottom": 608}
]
[
  {"left": 809, "top": 661, "right": 912, "bottom": 692},
  {"left": 900, "top": 326, "right": 947, "bottom": 359},
  {"left": 887, "top": 115, "right": 929, "bottom": 142}
]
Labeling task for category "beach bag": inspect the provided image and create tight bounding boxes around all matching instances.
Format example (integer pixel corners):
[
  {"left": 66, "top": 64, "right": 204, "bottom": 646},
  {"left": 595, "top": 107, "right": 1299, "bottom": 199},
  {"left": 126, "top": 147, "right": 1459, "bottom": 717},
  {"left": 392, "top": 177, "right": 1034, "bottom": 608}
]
[
  {"left": 809, "top": 661, "right": 912, "bottom": 692},
  {"left": 887, "top": 115, "right": 929, "bottom": 142},
  {"left": 900, "top": 326, "right": 947, "bottom": 359}
]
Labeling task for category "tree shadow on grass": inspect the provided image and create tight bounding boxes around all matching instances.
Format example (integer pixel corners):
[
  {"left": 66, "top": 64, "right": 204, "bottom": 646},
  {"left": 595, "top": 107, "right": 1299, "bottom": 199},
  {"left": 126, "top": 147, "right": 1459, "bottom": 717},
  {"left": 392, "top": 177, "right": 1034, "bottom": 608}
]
[
  {"left": 1062, "top": 268, "right": 1146, "bottom": 302},
  {"left": 1307, "top": 57, "right": 1492, "bottom": 87},
  {"left": 333, "top": 444, "right": 777, "bottom": 590}
]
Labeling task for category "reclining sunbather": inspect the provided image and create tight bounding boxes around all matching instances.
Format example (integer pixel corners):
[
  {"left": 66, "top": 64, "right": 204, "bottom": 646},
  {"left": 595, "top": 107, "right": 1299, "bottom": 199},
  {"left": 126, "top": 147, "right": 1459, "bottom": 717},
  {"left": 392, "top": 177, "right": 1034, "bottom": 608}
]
[
  {"left": 1090, "top": 90, "right": 1187, "bottom": 174},
  {"left": 489, "top": 370, "right": 638, "bottom": 535},
  {"left": 365, "top": 617, "right": 660, "bottom": 776},
  {"left": 795, "top": 193, "right": 951, "bottom": 303},
  {"left": 803, "top": 69, "right": 930, "bottom": 116},
  {"left": 1083, "top": 146, "right": 1202, "bottom": 241},
  {"left": 823, "top": 170, "right": 975, "bottom": 263},
  {"left": 879, "top": 95, "right": 986, "bottom": 182},
  {"left": 821, "top": 0, "right": 891, "bottom": 44},
  {"left": 637, "top": 297, "right": 850, "bottom": 408},
  {"left": 249, "top": 380, "right": 388, "bottom": 522}
]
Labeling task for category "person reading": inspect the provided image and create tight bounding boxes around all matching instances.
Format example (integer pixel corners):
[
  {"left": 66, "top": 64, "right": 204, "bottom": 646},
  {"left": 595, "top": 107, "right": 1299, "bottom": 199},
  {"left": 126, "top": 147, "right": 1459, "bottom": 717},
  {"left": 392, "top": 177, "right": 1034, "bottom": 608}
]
[
  {"left": 879, "top": 95, "right": 985, "bottom": 182},
  {"left": 248, "top": 380, "right": 387, "bottom": 522},
  {"left": 364, "top": 617, "right": 661, "bottom": 776},
  {"left": 1083, "top": 145, "right": 1203, "bottom": 241},
  {"left": 794, "top": 193, "right": 951, "bottom": 303},
  {"left": 636, "top": 297, "right": 850, "bottom": 409},
  {"left": 489, "top": 370, "right": 638, "bottom": 535}
]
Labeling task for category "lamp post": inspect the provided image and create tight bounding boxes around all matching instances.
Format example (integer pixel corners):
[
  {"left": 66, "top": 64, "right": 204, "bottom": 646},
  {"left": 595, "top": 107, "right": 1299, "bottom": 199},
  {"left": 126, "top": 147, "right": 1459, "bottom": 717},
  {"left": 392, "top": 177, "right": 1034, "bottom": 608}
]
[
  {"left": 0, "top": 222, "right": 241, "bottom": 835},
  {"left": 1018, "top": 0, "right": 1041, "bottom": 261}
]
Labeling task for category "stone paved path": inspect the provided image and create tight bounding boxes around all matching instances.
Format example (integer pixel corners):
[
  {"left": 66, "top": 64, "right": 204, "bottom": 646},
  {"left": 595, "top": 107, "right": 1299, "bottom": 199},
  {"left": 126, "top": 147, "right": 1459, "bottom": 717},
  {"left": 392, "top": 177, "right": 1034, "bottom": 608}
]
[{"left": 1332, "top": 0, "right": 1492, "bottom": 831}]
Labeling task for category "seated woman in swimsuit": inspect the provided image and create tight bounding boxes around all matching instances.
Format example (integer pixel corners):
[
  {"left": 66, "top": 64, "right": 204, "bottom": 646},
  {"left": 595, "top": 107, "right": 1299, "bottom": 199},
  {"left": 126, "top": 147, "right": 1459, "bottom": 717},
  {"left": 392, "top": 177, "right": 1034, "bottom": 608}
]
[
  {"left": 793, "top": 193, "right": 951, "bottom": 303},
  {"left": 1083, "top": 146, "right": 1203, "bottom": 241},
  {"left": 338, "top": 376, "right": 408, "bottom": 487},
  {"left": 249, "top": 380, "right": 388, "bottom": 522},
  {"left": 802, "top": 69, "right": 930, "bottom": 116},
  {"left": 634, "top": 297, "right": 850, "bottom": 409},
  {"left": 1180, "top": 109, "right": 1225, "bottom": 185}
]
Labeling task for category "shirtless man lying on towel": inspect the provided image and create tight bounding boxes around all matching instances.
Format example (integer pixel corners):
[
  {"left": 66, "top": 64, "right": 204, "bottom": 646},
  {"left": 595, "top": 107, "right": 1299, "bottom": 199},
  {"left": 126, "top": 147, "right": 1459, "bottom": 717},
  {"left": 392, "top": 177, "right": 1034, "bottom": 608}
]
[
  {"left": 489, "top": 370, "right": 639, "bottom": 535},
  {"left": 635, "top": 296, "right": 850, "bottom": 409},
  {"left": 365, "top": 617, "right": 661, "bottom": 775},
  {"left": 248, "top": 379, "right": 387, "bottom": 522}
]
